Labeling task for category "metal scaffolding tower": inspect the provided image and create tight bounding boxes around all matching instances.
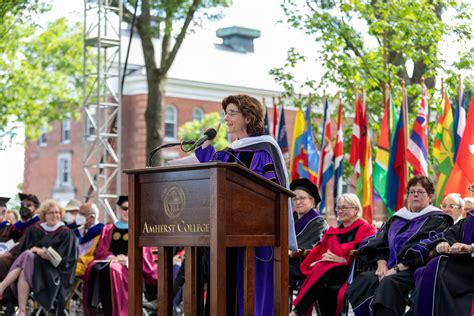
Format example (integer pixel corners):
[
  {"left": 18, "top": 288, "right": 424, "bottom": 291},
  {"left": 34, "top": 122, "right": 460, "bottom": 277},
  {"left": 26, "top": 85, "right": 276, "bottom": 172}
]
[{"left": 82, "top": 0, "right": 122, "bottom": 220}]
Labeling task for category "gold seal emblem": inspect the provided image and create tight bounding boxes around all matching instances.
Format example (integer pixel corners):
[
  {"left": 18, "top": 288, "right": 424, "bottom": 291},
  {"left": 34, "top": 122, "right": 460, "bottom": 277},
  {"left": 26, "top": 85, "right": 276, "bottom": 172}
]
[{"left": 163, "top": 186, "right": 185, "bottom": 219}]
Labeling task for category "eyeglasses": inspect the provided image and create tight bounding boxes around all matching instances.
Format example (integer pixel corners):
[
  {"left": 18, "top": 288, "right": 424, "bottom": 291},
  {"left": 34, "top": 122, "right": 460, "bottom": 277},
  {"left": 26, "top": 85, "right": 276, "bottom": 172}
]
[
  {"left": 408, "top": 190, "right": 428, "bottom": 196},
  {"left": 121, "top": 206, "right": 129, "bottom": 211},
  {"left": 223, "top": 110, "right": 241, "bottom": 117},
  {"left": 291, "top": 196, "right": 312, "bottom": 203},
  {"left": 46, "top": 211, "right": 61, "bottom": 216},
  {"left": 440, "top": 203, "right": 461, "bottom": 210},
  {"left": 21, "top": 202, "right": 34, "bottom": 208},
  {"left": 336, "top": 206, "right": 357, "bottom": 212}
]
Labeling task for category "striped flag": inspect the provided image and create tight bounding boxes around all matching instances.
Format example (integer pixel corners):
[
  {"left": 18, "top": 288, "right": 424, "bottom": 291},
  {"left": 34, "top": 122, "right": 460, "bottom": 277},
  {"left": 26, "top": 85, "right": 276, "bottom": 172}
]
[
  {"left": 290, "top": 104, "right": 320, "bottom": 183},
  {"left": 272, "top": 96, "right": 278, "bottom": 138},
  {"left": 387, "top": 85, "right": 409, "bottom": 214},
  {"left": 349, "top": 95, "right": 364, "bottom": 172},
  {"left": 333, "top": 95, "right": 344, "bottom": 212},
  {"left": 433, "top": 87, "right": 455, "bottom": 205},
  {"left": 319, "top": 97, "right": 334, "bottom": 214},
  {"left": 263, "top": 100, "right": 270, "bottom": 135},
  {"left": 407, "top": 82, "right": 429, "bottom": 176},
  {"left": 453, "top": 77, "right": 466, "bottom": 162},
  {"left": 277, "top": 101, "right": 289, "bottom": 154},
  {"left": 373, "top": 91, "right": 398, "bottom": 214}
]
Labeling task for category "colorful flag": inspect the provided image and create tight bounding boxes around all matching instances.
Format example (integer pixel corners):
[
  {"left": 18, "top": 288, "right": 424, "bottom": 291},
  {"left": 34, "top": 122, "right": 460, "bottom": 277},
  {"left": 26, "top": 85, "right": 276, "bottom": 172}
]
[
  {"left": 453, "top": 79, "right": 466, "bottom": 162},
  {"left": 272, "top": 96, "right": 278, "bottom": 138},
  {"left": 290, "top": 104, "right": 319, "bottom": 183},
  {"left": 433, "top": 88, "right": 455, "bottom": 205},
  {"left": 373, "top": 92, "right": 398, "bottom": 214},
  {"left": 277, "top": 101, "right": 289, "bottom": 154},
  {"left": 319, "top": 98, "right": 334, "bottom": 214},
  {"left": 263, "top": 102, "right": 270, "bottom": 135},
  {"left": 350, "top": 94, "right": 373, "bottom": 222},
  {"left": 333, "top": 96, "right": 344, "bottom": 212},
  {"left": 444, "top": 97, "right": 474, "bottom": 197},
  {"left": 407, "top": 83, "right": 429, "bottom": 176},
  {"left": 386, "top": 88, "right": 409, "bottom": 214}
]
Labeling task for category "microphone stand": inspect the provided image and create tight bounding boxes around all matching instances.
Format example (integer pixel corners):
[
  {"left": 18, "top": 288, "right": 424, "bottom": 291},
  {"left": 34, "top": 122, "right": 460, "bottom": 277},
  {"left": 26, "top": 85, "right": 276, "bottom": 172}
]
[{"left": 147, "top": 140, "right": 195, "bottom": 167}]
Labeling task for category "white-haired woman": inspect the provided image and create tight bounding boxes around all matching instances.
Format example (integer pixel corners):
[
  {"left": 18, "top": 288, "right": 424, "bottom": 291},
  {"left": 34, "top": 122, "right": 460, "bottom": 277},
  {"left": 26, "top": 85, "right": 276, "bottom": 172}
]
[
  {"left": 289, "top": 193, "right": 376, "bottom": 316},
  {"left": 440, "top": 193, "right": 464, "bottom": 223},
  {"left": 462, "top": 197, "right": 474, "bottom": 218}
]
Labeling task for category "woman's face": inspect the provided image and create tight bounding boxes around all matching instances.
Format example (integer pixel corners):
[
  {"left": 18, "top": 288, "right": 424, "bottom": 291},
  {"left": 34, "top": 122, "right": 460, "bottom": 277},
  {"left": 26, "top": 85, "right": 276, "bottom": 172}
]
[
  {"left": 336, "top": 201, "right": 359, "bottom": 224},
  {"left": 440, "top": 197, "right": 463, "bottom": 221},
  {"left": 119, "top": 201, "right": 129, "bottom": 222},
  {"left": 292, "top": 189, "right": 314, "bottom": 217},
  {"left": 224, "top": 103, "right": 249, "bottom": 139},
  {"left": 407, "top": 183, "right": 432, "bottom": 212},
  {"left": 45, "top": 206, "right": 62, "bottom": 226}
]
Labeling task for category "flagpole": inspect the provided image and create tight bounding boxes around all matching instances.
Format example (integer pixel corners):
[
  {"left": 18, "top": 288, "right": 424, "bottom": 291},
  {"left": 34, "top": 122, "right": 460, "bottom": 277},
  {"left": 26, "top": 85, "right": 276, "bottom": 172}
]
[
  {"left": 401, "top": 80, "right": 409, "bottom": 183},
  {"left": 458, "top": 73, "right": 462, "bottom": 110}
]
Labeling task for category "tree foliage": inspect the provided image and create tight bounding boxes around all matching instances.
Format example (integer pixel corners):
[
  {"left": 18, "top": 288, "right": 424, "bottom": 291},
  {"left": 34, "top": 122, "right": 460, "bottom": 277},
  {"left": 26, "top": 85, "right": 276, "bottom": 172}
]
[
  {"left": 1, "top": 4, "right": 83, "bottom": 143},
  {"left": 178, "top": 112, "right": 228, "bottom": 152},
  {"left": 119, "top": 0, "right": 231, "bottom": 164}
]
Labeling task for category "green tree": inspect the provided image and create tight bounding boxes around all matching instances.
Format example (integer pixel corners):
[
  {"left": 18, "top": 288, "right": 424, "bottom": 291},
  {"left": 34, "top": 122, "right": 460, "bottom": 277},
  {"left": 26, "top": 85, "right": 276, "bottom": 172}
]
[
  {"left": 178, "top": 112, "right": 228, "bottom": 152},
  {"left": 0, "top": 11, "right": 83, "bottom": 143},
  {"left": 119, "top": 0, "right": 231, "bottom": 165}
]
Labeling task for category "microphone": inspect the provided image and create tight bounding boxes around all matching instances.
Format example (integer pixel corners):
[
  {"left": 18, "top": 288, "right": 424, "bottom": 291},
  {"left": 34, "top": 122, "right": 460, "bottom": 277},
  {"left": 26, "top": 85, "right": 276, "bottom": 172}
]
[{"left": 192, "top": 128, "right": 217, "bottom": 149}]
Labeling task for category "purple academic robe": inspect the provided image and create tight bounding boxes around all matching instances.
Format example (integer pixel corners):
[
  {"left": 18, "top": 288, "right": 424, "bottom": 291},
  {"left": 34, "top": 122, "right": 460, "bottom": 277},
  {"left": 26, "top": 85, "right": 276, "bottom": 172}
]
[
  {"left": 411, "top": 212, "right": 474, "bottom": 316},
  {"left": 195, "top": 144, "right": 278, "bottom": 316}
]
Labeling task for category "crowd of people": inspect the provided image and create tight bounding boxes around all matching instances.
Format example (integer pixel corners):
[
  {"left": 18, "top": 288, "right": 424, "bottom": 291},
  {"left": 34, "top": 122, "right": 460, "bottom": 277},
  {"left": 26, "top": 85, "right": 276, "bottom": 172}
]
[{"left": 0, "top": 93, "right": 472, "bottom": 316}]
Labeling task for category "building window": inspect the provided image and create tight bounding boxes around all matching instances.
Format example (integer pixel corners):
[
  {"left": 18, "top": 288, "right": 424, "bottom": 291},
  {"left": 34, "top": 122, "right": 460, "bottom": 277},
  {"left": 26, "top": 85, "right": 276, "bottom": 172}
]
[
  {"left": 192, "top": 107, "right": 204, "bottom": 121},
  {"left": 164, "top": 105, "right": 177, "bottom": 139},
  {"left": 38, "top": 125, "right": 48, "bottom": 147},
  {"left": 61, "top": 117, "right": 71, "bottom": 143},
  {"left": 85, "top": 107, "right": 96, "bottom": 140},
  {"left": 57, "top": 153, "right": 72, "bottom": 187}
]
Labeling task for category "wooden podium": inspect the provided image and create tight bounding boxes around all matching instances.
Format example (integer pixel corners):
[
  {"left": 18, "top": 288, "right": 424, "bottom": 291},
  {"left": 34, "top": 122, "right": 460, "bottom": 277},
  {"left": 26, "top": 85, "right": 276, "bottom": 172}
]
[{"left": 125, "top": 162, "right": 293, "bottom": 316}]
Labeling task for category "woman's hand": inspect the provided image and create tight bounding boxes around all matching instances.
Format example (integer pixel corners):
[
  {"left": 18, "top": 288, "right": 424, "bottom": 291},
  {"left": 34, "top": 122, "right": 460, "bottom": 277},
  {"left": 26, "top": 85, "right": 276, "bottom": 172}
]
[
  {"left": 116, "top": 254, "right": 128, "bottom": 266},
  {"left": 450, "top": 242, "right": 472, "bottom": 254},
  {"left": 31, "top": 247, "right": 49, "bottom": 260},
  {"left": 435, "top": 242, "right": 451, "bottom": 254},
  {"left": 375, "top": 260, "right": 388, "bottom": 281},
  {"left": 320, "top": 250, "right": 346, "bottom": 263}
]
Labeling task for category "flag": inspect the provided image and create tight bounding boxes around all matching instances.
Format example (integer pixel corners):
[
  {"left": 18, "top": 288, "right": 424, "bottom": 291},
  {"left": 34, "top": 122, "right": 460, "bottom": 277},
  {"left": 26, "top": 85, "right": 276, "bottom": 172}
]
[
  {"left": 373, "top": 92, "right": 398, "bottom": 214},
  {"left": 290, "top": 104, "right": 319, "bottom": 183},
  {"left": 433, "top": 89, "right": 455, "bottom": 205},
  {"left": 453, "top": 80, "right": 466, "bottom": 162},
  {"left": 333, "top": 96, "right": 344, "bottom": 212},
  {"left": 272, "top": 96, "right": 278, "bottom": 138},
  {"left": 263, "top": 102, "right": 270, "bottom": 135},
  {"left": 444, "top": 97, "right": 474, "bottom": 197},
  {"left": 407, "top": 84, "right": 429, "bottom": 176},
  {"left": 277, "top": 102, "right": 289, "bottom": 154},
  {"left": 386, "top": 88, "right": 409, "bottom": 214},
  {"left": 319, "top": 98, "right": 334, "bottom": 214},
  {"left": 350, "top": 94, "right": 373, "bottom": 222}
]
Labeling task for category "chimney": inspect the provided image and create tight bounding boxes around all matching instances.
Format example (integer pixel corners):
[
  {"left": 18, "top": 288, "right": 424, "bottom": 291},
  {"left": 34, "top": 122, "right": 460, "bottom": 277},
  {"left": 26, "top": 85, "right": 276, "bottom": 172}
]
[{"left": 216, "top": 26, "right": 261, "bottom": 53}]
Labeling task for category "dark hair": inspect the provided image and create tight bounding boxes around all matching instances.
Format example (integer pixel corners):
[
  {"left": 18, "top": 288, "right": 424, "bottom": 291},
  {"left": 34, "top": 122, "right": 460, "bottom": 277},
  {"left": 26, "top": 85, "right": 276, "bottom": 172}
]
[
  {"left": 222, "top": 94, "right": 264, "bottom": 136},
  {"left": 407, "top": 175, "right": 435, "bottom": 195}
]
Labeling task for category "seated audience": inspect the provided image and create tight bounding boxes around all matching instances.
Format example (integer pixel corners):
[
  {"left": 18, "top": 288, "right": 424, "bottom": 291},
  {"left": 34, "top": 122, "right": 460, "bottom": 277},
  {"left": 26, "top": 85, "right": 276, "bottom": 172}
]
[
  {"left": 63, "top": 199, "right": 82, "bottom": 230},
  {"left": 440, "top": 192, "right": 464, "bottom": 223},
  {"left": 346, "top": 175, "right": 453, "bottom": 316},
  {"left": 0, "top": 197, "right": 12, "bottom": 242},
  {"left": 83, "top": 195, "right": 157, "bottom": 316},
  {"left": 290, "top": 193, "right": 376, "bottom": 316},
  {"left": 6, "top": 211, "right": 18, "bottom": 226},
  {"left": 289, "top": 178, "right": 328, "bottom": 287},
  {"left": 74, "top": 203, "right": 104, "bottom": 277},
  {"left": 0, "top": 199, "right": 78, "bottom": 315}
]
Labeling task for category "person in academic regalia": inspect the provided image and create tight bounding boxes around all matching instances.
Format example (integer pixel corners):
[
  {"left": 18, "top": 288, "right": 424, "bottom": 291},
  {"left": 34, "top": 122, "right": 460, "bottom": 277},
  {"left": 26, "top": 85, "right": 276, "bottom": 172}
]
[
  {"left": 63, "top": 199, "right": 82, "bottom": 230},
  {"left": 439, "top": 193, "right": 465, "bottom": 223},
  {"left": 346, "top": 175, "right": 453, "bottom": 316},
  {"left": 288, "top": 178, "right": 328, "bottom": 288},
  {"left": 290, "top": 193, "right": 377, "bottom": 316},
  {"left": 74, "top": 203, "right": 104, "bottom": 277},
  {"left": 83, "top": 195, "right": 157, "bottom": 316},
  {"left": 0, "top": 199, "right": 78, "bottom": 316},
  {"left": 0, "top": 193, "right": 41, "bottom": 280},
  {"left": 0, "top": 197, "right": 13, "bottom": 242},
  {"left": 195, "top": 94, "right": 297, "bottom": 316},
  {"left": 405, "top": 195, "right": 474, "bottom": 316}
]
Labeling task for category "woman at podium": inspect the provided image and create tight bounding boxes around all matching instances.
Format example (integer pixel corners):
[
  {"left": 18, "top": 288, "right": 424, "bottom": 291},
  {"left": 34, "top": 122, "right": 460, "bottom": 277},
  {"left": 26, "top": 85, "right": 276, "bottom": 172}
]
[{"left": 195, "top": 94, "right": 297, "bottom": 316}]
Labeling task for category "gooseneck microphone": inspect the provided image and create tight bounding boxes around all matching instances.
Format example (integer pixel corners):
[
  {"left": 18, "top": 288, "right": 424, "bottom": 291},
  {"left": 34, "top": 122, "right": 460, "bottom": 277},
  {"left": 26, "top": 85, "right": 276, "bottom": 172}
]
[{"left": 146, "top": 127, "right": 218, "bottom": 167}]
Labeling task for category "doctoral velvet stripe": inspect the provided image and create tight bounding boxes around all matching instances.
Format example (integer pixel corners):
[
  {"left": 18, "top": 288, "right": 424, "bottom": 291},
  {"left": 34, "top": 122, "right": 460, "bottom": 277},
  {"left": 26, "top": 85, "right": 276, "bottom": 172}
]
[
  {"left": 14, "top": 215, "right": 39, "bottom": 231},
  {"left": 74, "top": 223, "right": 105, "bottom": 244},
  {"left": 295, "top": 209, "right": 320, "bottom": 237}
]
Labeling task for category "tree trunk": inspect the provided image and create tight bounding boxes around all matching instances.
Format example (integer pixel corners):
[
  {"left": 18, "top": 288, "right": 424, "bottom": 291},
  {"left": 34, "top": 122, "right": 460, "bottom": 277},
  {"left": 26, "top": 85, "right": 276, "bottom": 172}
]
[{"left": 145, "top": 74, "right": 165, "bottom": 166}]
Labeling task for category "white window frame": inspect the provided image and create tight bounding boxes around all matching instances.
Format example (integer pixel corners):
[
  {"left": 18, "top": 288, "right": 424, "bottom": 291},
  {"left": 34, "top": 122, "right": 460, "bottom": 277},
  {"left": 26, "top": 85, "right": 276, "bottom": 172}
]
[
  {"left": 61, "top": 117, "right": 71, "bottom": 144},
  {"left": 38, "top": 125, "right": 48, "bottom": 147},
  {"left": 192, "top": 107, "right": 205, "bottom": 121},
  {"left": 57, "top": 152, "right": 72, "bottom": 187},
  {"left": 84, "top": 107, "right": 96, "bottom": 141},
  {"left": 164, "top": 105, "right": 178, "bottom": 140}
]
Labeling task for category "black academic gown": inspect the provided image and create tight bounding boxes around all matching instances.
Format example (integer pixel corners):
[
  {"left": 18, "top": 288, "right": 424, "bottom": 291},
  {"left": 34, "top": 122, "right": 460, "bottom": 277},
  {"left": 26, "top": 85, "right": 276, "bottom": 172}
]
[
  {"left": 408, "top": 213, "right": 474, "bottom": 316},
  {"left": 18, "top": 223, "right": 78, "bottom": 314},
  {"left": 346, "top": 208, "right": 452, "bottom": 316}
]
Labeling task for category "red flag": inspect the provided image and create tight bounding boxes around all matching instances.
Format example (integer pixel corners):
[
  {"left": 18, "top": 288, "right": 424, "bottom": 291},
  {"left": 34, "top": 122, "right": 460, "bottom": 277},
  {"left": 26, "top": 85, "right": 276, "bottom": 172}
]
[
  {"left": 444, "top": 97, "right": 474, "bottom": 197},
  {"left": 349, "top": 96, "right": 363, "bottom": 172}
]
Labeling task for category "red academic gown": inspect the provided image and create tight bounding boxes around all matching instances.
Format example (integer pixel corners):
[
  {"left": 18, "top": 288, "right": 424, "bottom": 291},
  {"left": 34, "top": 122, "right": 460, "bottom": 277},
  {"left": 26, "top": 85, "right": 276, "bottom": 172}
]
[
  {"left": 83, "top": 223, "right": 157, "bottom": 316},
  {"left": 293, "top": 219, "right": 376, "bottom": 315}
]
